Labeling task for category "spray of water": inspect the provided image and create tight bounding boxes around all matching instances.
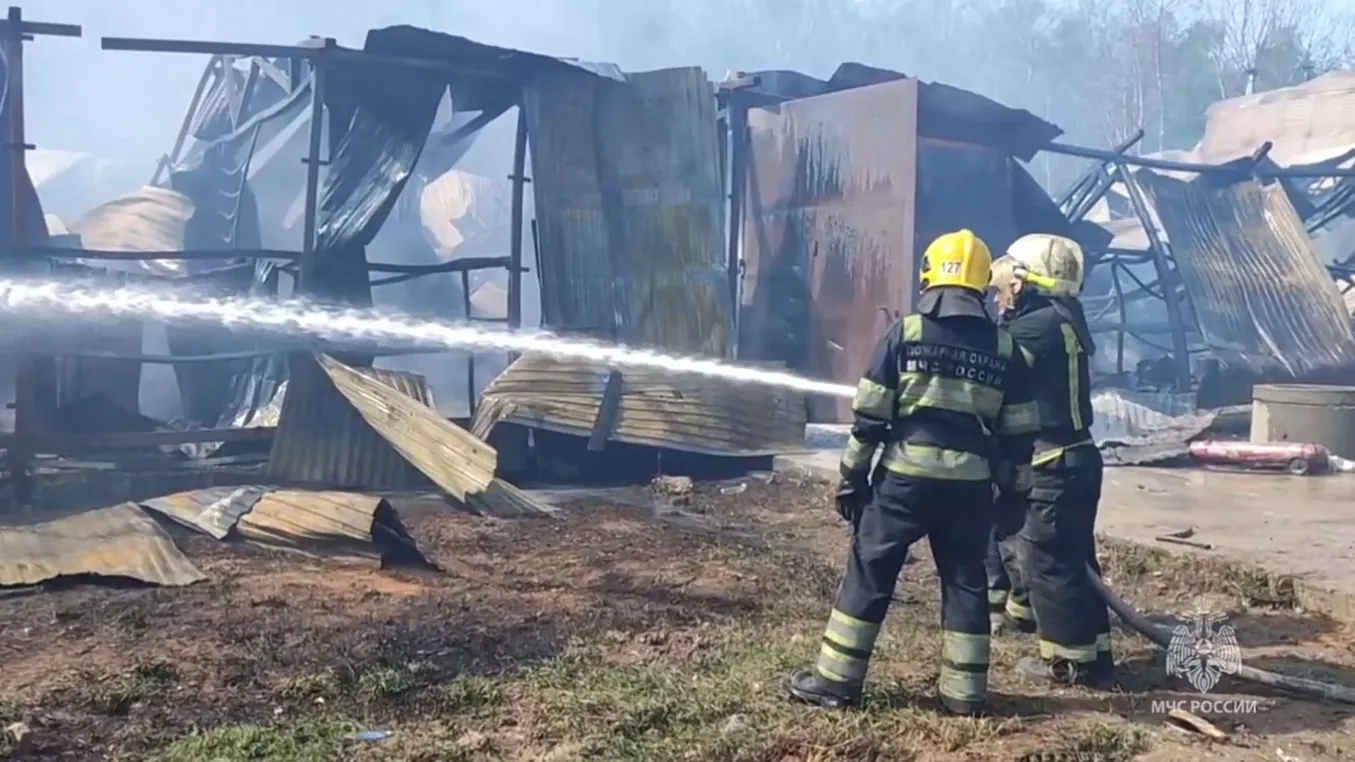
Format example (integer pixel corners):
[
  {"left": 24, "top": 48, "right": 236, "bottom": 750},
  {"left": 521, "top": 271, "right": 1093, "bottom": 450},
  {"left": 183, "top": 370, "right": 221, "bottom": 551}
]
[{"left": 0, "top": 278, "right": 857, "bottom": 399}]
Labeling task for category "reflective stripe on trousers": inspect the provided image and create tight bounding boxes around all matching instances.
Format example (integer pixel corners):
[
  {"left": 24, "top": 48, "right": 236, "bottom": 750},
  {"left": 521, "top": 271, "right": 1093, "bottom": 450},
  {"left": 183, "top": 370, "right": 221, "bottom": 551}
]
[
  {"left": 1040, "top": 639, "right": 1097, "bottom": 663},
  {"left": 940, "top": 630, "right": 990, "bottom": 704},
  {"left": 816, "top": 608, "right": 882, "bottom": 684}
]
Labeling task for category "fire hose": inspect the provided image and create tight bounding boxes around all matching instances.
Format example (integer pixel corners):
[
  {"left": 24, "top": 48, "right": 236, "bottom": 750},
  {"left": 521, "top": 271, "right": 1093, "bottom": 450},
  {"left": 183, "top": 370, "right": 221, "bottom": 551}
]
[{"left": 1086, "top": 564, "right": 1355, "bottom": 704}]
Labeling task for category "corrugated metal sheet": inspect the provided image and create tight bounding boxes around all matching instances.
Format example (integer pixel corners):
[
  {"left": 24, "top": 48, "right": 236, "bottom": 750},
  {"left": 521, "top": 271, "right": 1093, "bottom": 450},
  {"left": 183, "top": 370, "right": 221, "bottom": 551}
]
[
  {"left": 141, "top": 485, "right": 270, "bottom": 540},
  {"left": 1141, "top": 174, "right": 1355, "bottom": 377},
  {"left": 267, "top": 356, "right": 435, "bottom": 491},
  {"left": 1199, "top": 72, "right": 1355, "bottom": 167},
  {"left": 236, "top": 490, "right": 420, "bottom": 563},
  {"left": 268, "top": 355, "right": 554, "bottom": 518},
  {"left": 320, "top": 354, "right": 495, "bottom": 500},
  {"left": 470, "top": 354, "right": 807, "bottom": 457},
  {"left": 524, "top": 67, "right": 730, "bottom": 354},
  {"left": 1090, "top": 389, "right": 1198, "bottom": 444},
  {"left": 0, "top": 503, "right": 204, "bottom": 588},
  {"left": 740, "top": 79, "right": 920, "bottom": 422}
]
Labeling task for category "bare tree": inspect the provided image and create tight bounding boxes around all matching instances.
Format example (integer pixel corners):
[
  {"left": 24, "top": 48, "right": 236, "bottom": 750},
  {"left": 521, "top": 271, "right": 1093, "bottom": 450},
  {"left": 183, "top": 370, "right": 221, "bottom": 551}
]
[{"left": 1201, "top": 0, "right": 1353, "bottom": 96}]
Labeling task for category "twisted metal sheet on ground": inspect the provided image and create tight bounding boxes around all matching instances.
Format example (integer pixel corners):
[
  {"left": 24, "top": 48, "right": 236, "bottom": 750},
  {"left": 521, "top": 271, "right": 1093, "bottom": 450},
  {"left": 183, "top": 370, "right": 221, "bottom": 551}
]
[
  {"left": 0, "top": 503, "right": 204, "bottom": 588},
  {"left": 267, "top": 357, "right": 438, "bottom": 491},
  {"left": 469, "top": 354, "right": 807, "bottom": 456},
  {"left": 317, "top": 355, "right": 555, "bottom": 518},
  {"left": 1141, "top": 175, "right": 1355, "bottom": 377},
  {"left": 236, "top": 490, "right": 425, "bottom": 565},
  {"left": 140, "top": 485, "right": 270, "bottom": 540}
]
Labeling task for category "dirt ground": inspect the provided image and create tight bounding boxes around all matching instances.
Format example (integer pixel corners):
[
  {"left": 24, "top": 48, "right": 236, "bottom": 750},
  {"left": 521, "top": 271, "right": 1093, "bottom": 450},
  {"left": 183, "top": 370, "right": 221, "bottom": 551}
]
[{"left": 2, "top": 477, "right": 1355, "bottom": 762}]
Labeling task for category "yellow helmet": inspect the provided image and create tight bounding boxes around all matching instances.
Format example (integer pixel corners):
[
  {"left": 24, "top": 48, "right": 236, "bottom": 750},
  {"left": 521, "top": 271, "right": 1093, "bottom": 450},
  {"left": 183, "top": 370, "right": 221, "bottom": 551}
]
[
  {"left": 991, "top": 234, "right": 1086, "bottom": 297},
  {"left": 919, "top": 229, "right": 992, "bottom": 293}
]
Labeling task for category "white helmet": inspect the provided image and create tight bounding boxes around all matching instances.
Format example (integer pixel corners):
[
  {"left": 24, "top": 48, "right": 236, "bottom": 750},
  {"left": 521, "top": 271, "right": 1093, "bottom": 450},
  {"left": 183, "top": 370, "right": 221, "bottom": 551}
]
[{"left": 990, "top": 234, "right": 1086, "bottom": 297}]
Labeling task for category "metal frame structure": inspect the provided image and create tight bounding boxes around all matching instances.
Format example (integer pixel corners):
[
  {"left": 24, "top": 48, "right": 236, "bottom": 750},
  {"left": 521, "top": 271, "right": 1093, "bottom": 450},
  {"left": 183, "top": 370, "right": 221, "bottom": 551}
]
[
  {"left": 1044, "top": 136, "right": 1355, "bottom": 389},
  {"left": 0, "top": 18, "right": 534, "bottom": 506}
]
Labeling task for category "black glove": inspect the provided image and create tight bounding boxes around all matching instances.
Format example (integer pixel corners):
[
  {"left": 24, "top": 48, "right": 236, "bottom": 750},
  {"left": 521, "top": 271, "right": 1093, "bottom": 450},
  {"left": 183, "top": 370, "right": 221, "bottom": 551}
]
[{"left": 835, "top": 473, "right": 870, "bottom": 523}]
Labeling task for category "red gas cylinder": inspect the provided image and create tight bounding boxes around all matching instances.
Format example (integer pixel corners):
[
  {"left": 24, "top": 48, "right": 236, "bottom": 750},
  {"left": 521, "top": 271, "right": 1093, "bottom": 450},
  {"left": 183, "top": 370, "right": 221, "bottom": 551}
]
[{"left": 1188, "top": 440, "right": 1329, "bottom": 475}]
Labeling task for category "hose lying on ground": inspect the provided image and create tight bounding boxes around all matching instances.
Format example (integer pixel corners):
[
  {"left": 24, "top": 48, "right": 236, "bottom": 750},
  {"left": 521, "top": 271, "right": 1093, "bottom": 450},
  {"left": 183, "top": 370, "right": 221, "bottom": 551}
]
[{"left": 1086, "top": 564, "right": 1355, "bottom": 705}]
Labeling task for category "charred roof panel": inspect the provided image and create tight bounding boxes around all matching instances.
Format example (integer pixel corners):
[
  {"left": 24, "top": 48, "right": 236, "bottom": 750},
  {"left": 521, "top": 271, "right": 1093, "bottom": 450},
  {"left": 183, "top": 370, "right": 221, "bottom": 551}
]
[
  {"left": 738, "top": 64, "right": 1061, "bottom": 161},
  {"left": 1141, "top": 173, "right": 1355, "bottom": 377},
  {"left": 470, "top": 354, "right": 806, "bottom": 457},
  {"left": 1200, "top": 71, "right": 1355, "bottom": 167},
  {"left": 0, "top": 503, "right": 204, "bottom": 588},
  {"left": 266, "top": 356, "right": 435, "bottom": 491},
  {"left": 524, "top": 67, "right": 730, "bottom": 354},
  {"left": 739, "top": 79, "right": 920, "bottom": 422}
]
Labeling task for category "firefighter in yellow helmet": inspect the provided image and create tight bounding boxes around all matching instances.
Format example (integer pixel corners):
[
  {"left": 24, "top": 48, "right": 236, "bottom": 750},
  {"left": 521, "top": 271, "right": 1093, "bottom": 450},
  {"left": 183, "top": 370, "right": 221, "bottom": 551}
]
[
  {"left": 987, "top": 233, "right": 1114, "bottom": 688},
  {"left": 784, "top": 229, "right": 1039, "bottom": 716}
]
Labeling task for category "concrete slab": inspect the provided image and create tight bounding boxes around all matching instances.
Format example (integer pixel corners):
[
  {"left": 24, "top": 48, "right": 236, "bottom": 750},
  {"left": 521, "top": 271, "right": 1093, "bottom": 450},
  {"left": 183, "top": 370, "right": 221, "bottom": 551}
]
[{"left": 773, "top": 451, "right": 1355, "bottom": 614}]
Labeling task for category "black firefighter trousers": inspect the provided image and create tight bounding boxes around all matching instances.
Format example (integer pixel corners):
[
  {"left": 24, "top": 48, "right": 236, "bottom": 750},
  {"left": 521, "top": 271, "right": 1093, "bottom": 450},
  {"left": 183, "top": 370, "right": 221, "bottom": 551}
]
[
  {"left": 1015, "top": 445, "right": 1112, "bottom": 668},
  {"left": 986, "top": 518, "right": 1032, "bottom": 626},
  {"left": 833, "top": 470, "right": 994, "bottom": 711}
]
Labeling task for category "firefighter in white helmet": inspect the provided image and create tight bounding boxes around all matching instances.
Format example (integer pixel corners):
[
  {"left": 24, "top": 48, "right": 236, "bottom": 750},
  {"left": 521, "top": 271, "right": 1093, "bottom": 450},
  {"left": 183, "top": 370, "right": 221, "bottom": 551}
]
[{"left": 987, "top": 233, "right": 1115, "bottom": 687}]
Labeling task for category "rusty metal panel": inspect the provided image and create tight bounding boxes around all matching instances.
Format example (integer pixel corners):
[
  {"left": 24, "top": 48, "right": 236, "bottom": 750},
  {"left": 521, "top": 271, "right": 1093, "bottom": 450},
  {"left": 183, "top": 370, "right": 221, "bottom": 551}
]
[
  {"left": 914, "top": 138, "right": 1019, "bottom": 257},
  {"left": 1142, "top": 174, "right": 1355, "bottom": 377},
  {"left": 236, "top": 490, "right": 423, "bottom": 564},
  {"left": 267, "top": 355, "right": 554, "bottom": 518},
  {"left": 523, "top": 67, "right": 730, "bottom": 355},
  {"left": 265, "top": 356, "right": 435, "bottom": 491},
  {"left": 740, "top": 79, "right": 919, "bottom": 422},
  {"left": 318, "top": 354, "right": 495, "bottom": 501},
  {"left": 0, "top": 502, "right": 204, "bottom": 588},
  {"left": 141, "top": 485, "right": 269, "bottom": 540},
  {"left": 470, "top": 354, "right": 806, "bottom": 457}
]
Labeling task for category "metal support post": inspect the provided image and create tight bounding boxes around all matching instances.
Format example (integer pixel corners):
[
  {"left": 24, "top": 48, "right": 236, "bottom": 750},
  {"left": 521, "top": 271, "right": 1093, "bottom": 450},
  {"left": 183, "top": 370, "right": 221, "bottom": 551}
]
[
  {"left": 0, "top": 7, "right": 80, "bottom": 508},
  {"left": 1115, "top": 163, "right": 1193, "bottom": 390},
  {"left": 296, "top": 39, "right": 333, "bottom": 296},
  {"left": 507, "top": 102, "right": 528, "bottom": 335}
]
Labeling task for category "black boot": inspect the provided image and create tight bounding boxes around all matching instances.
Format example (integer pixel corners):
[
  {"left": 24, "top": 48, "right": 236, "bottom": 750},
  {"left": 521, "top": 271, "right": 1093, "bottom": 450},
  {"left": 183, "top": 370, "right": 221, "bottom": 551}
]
[
  {"left": 991, "top": 612, "right": 1037, "bottom": 635},
  {"left": 1090, "top": 649, "right": 1117, "bottom": 688},
  {"left": 784, "top": 667, "right": 861, "bottom": 709}
]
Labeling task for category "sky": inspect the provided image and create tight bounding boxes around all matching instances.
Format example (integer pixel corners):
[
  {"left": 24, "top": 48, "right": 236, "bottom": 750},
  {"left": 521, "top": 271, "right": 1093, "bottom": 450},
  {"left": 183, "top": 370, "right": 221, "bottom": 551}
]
[{"left": 20, "top": 0, "right": 617, "bottom": 162}]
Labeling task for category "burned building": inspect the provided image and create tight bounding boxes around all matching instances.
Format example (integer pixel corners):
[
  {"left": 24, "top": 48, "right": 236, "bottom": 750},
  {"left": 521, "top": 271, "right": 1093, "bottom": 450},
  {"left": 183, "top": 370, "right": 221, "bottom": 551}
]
[{"left": 726, "top": 65, "right": 1085, "bottom": 422}]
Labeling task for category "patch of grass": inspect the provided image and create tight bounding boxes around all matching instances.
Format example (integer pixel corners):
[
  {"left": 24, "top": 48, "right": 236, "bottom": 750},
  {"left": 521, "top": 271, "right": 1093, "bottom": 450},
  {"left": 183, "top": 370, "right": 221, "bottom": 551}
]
[
  {"left": 111, "top": 609, "right": 149, "bottom": 637},
  {"left": 149, "top": 718, "right": 361, "bottom": 762},
  {"left": 354, "top": 667, "right": 420, "bottom": 702},
  {"left": 274, "top": 664, "right": 426, "bottom": 705},
  {"left": 1099, "top": 538, "right": 1172, "bottom": 581},
  {"left": 1216, "top": 566, "right": 1298, "bottom": 609},
  {"left": 485, "top": 622, "right": 1038, "bottom": 762},
  {"left": 80, "top": 662, "right": 178, "bottom": 716},
  {"left": 441, "top": 676, "right": 504, "bottom": 714},
  {"left": 276, "top": 670, "right": 345, "bottom": 702},
  {"left": 1018, "top": 722, "right": 1150, "bottom": 762},
  {"left": 1098, "top": 537, "right": 1299, "bottom": 609}
]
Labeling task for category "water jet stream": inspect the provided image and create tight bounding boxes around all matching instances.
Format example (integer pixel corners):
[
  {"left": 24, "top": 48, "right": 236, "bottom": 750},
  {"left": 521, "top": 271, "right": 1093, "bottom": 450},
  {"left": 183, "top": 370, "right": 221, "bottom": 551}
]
[{"left": 0, "top": 278, "right": 857, "bottom": 399}]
